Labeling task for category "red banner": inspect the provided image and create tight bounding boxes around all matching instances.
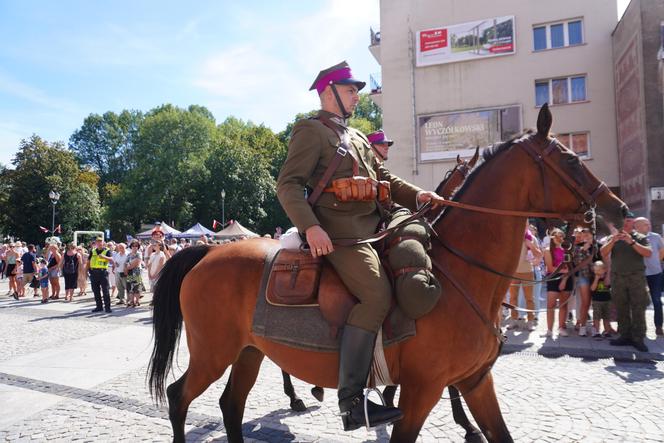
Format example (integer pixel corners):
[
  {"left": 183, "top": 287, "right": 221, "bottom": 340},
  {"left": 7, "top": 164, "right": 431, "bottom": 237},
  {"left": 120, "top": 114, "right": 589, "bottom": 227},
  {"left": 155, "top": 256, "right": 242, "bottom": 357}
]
[{"left": 420, "top": 29, "right": 447, "bottom": 52}]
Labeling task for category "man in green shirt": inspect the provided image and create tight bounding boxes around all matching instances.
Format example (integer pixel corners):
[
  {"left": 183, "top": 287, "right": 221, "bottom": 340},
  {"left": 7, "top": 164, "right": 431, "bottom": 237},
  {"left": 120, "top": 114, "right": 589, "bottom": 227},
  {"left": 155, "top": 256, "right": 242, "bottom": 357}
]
[{"left": 600, "top": 213, "right": 652, "bottom": 352}]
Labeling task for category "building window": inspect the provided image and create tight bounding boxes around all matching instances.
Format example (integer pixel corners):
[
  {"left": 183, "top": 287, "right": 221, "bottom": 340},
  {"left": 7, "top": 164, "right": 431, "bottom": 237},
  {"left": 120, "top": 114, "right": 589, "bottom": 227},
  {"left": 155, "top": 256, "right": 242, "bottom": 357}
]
[
  {"left": 533, "top": 18, "right": 584, "bottom": 51},
  {"left": 534, "top": 75, "right": 587, "bottom": 106},
  {"left": 557, "top": 132, "right": 590, "bottom": 157},
  {"left": 533, "top": 26, "right": 546, "bottom": 51}
]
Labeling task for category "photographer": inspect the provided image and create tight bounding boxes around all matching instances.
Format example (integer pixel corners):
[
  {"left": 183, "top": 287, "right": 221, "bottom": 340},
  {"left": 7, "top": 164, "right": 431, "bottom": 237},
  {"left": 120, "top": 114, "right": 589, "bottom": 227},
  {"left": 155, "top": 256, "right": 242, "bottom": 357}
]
[{"left": 147, "top": 226, "right": 170, "bottom": 293}]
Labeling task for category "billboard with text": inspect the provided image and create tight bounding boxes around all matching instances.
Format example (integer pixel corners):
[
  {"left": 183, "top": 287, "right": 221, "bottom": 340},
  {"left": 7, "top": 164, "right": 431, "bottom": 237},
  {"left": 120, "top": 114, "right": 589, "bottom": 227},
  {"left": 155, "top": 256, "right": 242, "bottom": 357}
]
[
  {"left": 418, "top": 105, "right": 521, "bottom": 162},
  {"left": 416, "top": 16, "right": 515, "bottom": 67}
]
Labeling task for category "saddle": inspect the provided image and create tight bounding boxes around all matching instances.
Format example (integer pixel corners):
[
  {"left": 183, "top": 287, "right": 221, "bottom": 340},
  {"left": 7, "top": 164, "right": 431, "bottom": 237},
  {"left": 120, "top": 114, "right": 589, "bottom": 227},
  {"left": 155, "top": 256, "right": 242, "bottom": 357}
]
[{"left": 265, "top": 248, "right": 363, "bottom": 338}]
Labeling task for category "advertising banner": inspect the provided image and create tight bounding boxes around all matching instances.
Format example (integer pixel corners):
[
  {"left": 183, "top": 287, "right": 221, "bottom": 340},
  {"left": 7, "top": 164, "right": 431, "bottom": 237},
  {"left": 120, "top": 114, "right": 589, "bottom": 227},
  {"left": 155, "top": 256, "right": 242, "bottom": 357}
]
[
  {"left": 418, "top": 105, "right": 521, "bottom": 162},
  {"left": 416, "top": 16, "right": 515, "bottom": 67}
]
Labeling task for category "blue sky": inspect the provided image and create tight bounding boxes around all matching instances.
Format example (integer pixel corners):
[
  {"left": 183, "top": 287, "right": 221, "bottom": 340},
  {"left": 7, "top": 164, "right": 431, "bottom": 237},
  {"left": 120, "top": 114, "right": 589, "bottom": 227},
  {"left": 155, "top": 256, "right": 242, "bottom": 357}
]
[{"left": 0, "top": 0, "right": 629, "bottom": 167}]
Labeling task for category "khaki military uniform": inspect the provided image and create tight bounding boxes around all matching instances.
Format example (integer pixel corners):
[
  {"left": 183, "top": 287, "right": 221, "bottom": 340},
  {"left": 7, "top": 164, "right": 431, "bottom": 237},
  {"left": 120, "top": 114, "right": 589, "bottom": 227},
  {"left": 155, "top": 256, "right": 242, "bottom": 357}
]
[
  {"left": 610, "top": 232, "right": 651, "bottom": 341},
  {"left": 277, "top": 110, "right": 423, "bottom": 332}
]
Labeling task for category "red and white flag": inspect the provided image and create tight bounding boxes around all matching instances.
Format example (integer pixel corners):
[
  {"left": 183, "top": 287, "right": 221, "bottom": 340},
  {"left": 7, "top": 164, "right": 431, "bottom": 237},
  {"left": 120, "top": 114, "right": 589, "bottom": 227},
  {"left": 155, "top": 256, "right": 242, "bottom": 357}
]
[
  {"left": 212, "top": 219, "right": 221, "bottom": 230},
  {"left": 54, "top": 224, "right": 62, "bottom": 234},
  {"left": 39, "top": 226, "right": 50, "bottom": 233}
]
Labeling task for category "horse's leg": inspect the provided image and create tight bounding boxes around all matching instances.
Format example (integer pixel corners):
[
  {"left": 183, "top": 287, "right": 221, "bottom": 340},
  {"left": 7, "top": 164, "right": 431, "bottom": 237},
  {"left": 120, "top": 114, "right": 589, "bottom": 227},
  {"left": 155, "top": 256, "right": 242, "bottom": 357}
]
[
  {"left": 448, "top": 385, "right": 482, "bottom": 442},
  {"left": 281, "top": 370, "right": 306, "bottom": 412},
  {"left": 390, "top": 381, "right": 445, "bottom": 443},
  {"left": 383, "top": 385, "right": 397, "bottom": 408},
  {"left": 219, "top": 347, "right": 265, "bottom": 443},
  {"left": 458, "top": 372, "right": 513, "bottom": 443},
  {"left": 167, "top": 360, "right": 226, "bottom": 443}
]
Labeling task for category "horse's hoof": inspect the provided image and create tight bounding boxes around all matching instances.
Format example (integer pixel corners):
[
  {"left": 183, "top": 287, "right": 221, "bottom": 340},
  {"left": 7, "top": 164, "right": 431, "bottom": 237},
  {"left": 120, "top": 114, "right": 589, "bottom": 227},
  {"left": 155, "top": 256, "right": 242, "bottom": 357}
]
[
  {"left": 311, "top": 386, "right": 324, "bottom": 402},
  {"left": 290, "top": 399, "right": 307, "bottom": 412},
  {"left": 464, "top": 429, "right": 484, "bottom": 443}
]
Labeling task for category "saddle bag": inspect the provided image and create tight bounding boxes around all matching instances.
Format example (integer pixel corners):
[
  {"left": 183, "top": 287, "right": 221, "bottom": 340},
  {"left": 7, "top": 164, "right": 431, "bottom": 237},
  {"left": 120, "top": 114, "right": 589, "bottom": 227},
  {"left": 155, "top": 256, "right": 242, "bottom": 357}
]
[
  {"left": 266, "top": 249, "right": 322, "bottom": 306},
  {"left": 385, "top": 210, "right": 442, "bottom": 319}
]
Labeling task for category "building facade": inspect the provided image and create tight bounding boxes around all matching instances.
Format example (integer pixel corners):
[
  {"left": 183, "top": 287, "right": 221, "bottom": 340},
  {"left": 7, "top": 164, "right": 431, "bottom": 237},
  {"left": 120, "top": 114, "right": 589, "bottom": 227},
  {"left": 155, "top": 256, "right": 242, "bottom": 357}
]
[
  {"left": 371, "top": 0, "right": 620, "bottom": 202},
  {"left": 612, "top": 0, "right": 664, "bottom": 231}
]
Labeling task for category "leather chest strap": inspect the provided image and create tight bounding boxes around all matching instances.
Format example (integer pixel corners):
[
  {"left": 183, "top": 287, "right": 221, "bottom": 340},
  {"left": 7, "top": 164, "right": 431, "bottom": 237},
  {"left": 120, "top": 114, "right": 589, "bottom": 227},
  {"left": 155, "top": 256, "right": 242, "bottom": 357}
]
[{"left": 306, "top": 117, "right": 359, "bottom": 206}]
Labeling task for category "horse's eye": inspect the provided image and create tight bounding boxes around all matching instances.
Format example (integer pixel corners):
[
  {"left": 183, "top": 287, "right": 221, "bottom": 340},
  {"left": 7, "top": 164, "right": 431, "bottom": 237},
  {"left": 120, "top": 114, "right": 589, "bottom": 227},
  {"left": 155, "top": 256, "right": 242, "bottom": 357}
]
[{"left": 566, "top": 156, "right": 580, "bottom": 166}]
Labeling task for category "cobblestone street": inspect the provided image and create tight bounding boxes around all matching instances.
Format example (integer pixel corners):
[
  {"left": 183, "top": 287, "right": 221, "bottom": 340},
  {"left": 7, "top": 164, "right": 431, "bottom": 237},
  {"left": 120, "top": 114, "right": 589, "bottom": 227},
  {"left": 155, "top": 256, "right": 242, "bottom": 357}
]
[{"left": 1, "top": 277, "right": 663, "bottom": 442}]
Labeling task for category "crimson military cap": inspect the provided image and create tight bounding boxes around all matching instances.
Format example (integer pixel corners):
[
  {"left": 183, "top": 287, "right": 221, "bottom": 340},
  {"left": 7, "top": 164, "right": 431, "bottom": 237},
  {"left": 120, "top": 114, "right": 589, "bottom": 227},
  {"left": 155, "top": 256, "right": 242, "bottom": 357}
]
[
  {"left": 367, "top": 130, "right": 394, "bottom": 146},
  {"left": 309, "top": 61, "right": 366, "bottom": 94}
]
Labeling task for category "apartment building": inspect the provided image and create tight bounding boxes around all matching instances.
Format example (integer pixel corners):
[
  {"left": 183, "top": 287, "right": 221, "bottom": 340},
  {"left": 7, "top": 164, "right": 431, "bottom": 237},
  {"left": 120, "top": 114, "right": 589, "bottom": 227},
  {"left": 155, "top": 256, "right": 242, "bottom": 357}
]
[{"left": 370, "top": 0, "right": 620, "bottom": 201}]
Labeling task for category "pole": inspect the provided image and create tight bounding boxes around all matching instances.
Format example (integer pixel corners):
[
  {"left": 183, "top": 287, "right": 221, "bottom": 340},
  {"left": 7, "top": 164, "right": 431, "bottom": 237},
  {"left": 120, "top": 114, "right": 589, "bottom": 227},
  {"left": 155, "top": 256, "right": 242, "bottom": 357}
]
[
  {"left": 222, "top": 196, "right": 225, "bottom": 227},
  {"left": 51, "top": 203, "right": 55, "bottom": 233}
]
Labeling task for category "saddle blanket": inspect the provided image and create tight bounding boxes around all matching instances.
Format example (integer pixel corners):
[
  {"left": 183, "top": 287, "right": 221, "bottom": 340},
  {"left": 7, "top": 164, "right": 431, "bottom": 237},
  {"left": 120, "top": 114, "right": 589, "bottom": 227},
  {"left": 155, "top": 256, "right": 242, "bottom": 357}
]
[{"left": 251, "top": 248, "right": 416, "bottom": 353}]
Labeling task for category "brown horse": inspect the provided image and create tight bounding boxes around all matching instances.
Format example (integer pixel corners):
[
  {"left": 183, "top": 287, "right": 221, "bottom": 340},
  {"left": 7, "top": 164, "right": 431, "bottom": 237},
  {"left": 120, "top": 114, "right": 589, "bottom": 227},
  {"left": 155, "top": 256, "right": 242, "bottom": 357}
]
[{"left": 149, "top": 104, "right": 627, "bottom": 442}]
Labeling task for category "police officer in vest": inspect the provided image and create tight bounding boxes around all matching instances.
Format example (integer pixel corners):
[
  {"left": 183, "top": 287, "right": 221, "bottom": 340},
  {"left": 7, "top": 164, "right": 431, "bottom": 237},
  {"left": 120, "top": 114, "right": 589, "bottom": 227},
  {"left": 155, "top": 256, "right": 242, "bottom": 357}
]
[
  {"left": 87, "top": 236, "right": 114, "bottom": 313},
  {"left": 277, "top": 61, "right": 445, "bottom": 431}
]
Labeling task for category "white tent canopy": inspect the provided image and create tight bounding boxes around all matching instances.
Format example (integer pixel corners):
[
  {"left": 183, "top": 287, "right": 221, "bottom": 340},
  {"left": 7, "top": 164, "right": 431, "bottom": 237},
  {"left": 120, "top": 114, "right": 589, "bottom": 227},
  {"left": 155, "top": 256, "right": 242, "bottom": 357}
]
[
  {"left": 213, "top": 221, "right": 259, "bottom": 239},
  {"left": 135, "top": 222, "right": 182, "bottom": 239},
  {"left": 177, "top": 223, "right": 215, "bottom": 239}
]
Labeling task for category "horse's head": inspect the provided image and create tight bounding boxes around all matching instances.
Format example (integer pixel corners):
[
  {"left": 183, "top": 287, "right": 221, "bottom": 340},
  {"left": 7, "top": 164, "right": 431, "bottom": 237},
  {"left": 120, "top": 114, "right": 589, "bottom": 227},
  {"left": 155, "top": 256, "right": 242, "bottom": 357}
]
[{"left": 513, "top": 103, "right": 627, "bottom": 228}]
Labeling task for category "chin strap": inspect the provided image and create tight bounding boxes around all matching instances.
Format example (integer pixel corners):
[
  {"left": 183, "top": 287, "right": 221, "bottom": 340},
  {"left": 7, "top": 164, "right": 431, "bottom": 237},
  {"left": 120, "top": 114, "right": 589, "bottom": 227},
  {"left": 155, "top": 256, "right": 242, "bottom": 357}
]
[
  {"left": 330, "top": 84, "right": 352, "bottom": 119},
  {"left": 370, "top": 145, "right": 386, "bottom": 162}
]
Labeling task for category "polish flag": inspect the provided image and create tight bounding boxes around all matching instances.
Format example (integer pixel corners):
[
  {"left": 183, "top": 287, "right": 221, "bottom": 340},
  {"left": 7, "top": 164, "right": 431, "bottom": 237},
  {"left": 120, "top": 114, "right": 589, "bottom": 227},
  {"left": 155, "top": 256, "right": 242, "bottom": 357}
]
[
  {"left": 212, "top": 219, "right": 221, "bottom": 230},
  {"left": 39, "top": 226, "right": 50, "bottom": 233}
]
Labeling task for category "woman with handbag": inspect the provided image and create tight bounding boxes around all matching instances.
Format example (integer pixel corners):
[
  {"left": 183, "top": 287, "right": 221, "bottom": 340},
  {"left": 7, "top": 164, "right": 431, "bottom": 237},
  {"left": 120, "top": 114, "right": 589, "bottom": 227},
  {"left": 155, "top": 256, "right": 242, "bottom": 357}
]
[{"left": 62, "top": 243, "right": 81, "bottom": 302}]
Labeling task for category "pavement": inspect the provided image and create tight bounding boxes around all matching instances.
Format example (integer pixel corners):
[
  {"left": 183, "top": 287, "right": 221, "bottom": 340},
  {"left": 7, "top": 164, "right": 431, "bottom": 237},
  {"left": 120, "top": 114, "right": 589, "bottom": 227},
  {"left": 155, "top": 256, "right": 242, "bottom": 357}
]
[{"left": 0, "top": 274, "right": 663, "bottom": 442}]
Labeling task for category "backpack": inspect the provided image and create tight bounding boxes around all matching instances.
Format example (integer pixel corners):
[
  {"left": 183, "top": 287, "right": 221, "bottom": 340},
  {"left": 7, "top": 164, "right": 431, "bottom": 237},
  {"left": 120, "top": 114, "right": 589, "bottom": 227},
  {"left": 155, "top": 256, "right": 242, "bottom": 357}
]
[{"left": 63, "top": 254, "right": 76, "bottom": 274}]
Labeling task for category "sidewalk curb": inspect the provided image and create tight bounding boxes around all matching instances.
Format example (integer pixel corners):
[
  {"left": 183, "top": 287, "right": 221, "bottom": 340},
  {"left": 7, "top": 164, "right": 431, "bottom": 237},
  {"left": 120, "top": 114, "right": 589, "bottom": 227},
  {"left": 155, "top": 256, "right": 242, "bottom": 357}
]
[{"left": 503, "top": 343, "right": 664, "bottom": 362}]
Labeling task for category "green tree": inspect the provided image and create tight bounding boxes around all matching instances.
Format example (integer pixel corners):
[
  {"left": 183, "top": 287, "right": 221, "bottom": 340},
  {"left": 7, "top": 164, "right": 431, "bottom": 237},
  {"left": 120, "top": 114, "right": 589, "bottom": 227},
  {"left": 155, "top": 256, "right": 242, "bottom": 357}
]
[
  {"left": 4, "top": 135, "right": 101, "bottom": 244},
  {"left": 349, "top": 93, "right": 382, "bottom": 133},
  {"left": 106, "top": 104, "right": 216, "bottom": 232},
  {"left": 69, "top": 110, "right": 143, "bottom": 199}
]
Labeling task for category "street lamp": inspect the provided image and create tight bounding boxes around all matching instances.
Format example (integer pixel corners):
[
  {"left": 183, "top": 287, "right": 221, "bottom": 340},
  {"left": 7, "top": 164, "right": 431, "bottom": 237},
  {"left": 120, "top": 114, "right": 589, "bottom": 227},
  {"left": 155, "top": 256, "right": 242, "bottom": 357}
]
[
  {"left": 48, "top": 190, "right": 60, "bottom": 233},
  {"left": 220, "top": 189, "right": 226, "bottom": 227}
]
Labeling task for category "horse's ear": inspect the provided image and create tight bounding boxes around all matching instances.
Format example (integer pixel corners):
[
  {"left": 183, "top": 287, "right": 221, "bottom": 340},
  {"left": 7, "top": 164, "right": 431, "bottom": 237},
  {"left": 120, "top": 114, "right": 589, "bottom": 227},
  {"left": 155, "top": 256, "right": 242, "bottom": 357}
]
[
  {"left": 455, "top": 154, "right": 461, "bottom": 164},
  {"left": 469, "top": 146, "right": 480, "bottom": 167},
  {"left": 537, "top": 103, "right": 552, "bottom": 137}
]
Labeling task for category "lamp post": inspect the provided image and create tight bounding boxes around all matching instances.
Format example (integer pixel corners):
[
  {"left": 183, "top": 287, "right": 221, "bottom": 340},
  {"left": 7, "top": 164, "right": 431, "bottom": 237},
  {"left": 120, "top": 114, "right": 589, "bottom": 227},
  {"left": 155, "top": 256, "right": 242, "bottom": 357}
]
[
  {"left": 220, "top": 189, "right": 226, "bottom": 227},
  {"left": 48, "top": 190, "right": 60, "bottom": 233}
]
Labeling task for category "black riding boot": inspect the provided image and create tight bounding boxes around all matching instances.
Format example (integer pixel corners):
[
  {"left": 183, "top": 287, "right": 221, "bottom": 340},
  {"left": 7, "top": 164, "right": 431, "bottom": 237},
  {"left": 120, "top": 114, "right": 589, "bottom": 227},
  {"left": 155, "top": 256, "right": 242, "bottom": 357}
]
[{"left": 338, "top": 325, "right": 403, "bottom": 431}]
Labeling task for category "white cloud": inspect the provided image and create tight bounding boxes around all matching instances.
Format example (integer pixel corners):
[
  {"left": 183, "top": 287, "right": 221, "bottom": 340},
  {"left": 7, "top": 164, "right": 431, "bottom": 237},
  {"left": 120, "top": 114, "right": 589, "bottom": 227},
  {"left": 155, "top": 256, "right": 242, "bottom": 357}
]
[
  {"left": 192, "top": 0, "right": 380, "bottom": 130},
  {"left": 0, "top": 70, "right": 81, "bottom": 115}
]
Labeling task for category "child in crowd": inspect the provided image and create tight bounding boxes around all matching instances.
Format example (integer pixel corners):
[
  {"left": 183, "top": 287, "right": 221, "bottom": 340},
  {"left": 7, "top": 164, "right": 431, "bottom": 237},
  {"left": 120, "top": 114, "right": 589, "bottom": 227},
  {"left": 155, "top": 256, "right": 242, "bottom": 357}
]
[
  {"left": 590, "top": 260, "right": 612, "bottom": 338},
  {"left": 14, "top": 259, "right": 24, "bottom": 299},
  {"left": 37, "top": 258, "right": 50, "bottom": 304}
]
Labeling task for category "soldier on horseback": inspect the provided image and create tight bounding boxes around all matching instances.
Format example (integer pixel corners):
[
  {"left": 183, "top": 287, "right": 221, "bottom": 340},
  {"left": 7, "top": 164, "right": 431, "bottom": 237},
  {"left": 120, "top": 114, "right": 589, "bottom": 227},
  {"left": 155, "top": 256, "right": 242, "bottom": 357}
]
[{"left": 276, "top": 61, "right": 446, "bottom": 431}]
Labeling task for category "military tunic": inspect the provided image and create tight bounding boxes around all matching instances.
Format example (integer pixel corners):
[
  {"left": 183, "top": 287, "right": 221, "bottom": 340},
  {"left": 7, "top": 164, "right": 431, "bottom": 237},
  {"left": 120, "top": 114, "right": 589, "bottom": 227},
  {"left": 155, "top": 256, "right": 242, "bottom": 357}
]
[{"left": 277, "top": 110, "right": 423, "bottom": 332}]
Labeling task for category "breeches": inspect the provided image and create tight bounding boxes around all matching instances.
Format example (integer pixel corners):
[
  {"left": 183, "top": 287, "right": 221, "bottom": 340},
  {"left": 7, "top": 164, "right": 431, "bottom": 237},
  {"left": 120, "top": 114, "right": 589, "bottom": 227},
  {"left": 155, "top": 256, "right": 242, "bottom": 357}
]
[
  {"left": 325, "top": 244, "right": 391, "bottom": 333},
  {"left": 611, "top": 272, "right": 650, "bottom": 340}
]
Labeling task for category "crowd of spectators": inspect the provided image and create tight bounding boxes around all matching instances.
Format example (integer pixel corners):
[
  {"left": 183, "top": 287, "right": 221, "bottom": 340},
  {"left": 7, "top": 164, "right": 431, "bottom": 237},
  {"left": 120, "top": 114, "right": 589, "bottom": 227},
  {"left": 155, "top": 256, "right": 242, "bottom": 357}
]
[
  {"left": 505, "top": 214, "right": 663, "bottom": 352},
  {"left": 0, "top": 224, "right": 264, "bottom": 312}
]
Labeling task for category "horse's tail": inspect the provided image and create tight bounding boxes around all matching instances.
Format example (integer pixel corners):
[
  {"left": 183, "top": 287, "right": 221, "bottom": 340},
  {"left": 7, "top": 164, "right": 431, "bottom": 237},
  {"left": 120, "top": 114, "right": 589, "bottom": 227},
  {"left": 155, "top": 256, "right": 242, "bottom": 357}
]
[{"left": 148, "top": 244, "right": 212, "bottom": 404}]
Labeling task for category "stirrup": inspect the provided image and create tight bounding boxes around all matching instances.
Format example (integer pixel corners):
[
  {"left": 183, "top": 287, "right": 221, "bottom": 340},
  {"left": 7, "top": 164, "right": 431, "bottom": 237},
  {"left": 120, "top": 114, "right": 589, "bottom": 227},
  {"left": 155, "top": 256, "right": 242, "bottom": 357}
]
[{"left": 363, "top": 387, "right": 387, "bottom": 430}]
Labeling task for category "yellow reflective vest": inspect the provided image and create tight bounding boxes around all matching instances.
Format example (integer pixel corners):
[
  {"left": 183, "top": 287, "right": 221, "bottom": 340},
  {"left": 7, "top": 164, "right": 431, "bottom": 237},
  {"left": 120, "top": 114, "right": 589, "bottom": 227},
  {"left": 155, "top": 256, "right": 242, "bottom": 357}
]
[{"left": 90, "top": 248, "right": 110, "bottom": 270}]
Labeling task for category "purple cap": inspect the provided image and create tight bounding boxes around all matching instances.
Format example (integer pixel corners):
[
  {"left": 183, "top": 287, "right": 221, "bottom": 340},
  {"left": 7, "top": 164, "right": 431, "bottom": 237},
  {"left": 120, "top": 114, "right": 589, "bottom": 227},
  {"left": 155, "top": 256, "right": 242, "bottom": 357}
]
[
  {"left": 367, "top": 130, "right": 394, "bottom": 146},
  {"left": 309, "top": 61, "right": 366, "bottom": 94}
]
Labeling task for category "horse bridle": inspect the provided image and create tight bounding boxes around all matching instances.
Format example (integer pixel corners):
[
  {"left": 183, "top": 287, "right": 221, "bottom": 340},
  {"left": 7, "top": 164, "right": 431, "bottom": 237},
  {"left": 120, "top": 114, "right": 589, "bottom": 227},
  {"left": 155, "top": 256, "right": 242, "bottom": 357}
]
[{"left": 427, "top": 134, "right": 613, "bottom": 342}]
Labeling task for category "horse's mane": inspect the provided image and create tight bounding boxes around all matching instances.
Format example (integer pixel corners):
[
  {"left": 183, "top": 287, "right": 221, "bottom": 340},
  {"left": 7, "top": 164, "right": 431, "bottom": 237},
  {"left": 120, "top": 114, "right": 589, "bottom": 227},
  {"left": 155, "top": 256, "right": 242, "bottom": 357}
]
[{"left": 433, "top": 130, "right": 534, "bottom": 225}]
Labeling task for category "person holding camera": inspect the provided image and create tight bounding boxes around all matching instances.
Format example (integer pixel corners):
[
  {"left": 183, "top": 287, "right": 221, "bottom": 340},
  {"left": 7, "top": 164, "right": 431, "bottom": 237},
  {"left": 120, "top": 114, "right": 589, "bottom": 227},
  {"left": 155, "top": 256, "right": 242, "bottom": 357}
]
[
  {"left": 147, "top": 226, "right": 170, "bottom": 293},
  {"left": 112, "top": 243, "right": 129, "bottom": 305}
]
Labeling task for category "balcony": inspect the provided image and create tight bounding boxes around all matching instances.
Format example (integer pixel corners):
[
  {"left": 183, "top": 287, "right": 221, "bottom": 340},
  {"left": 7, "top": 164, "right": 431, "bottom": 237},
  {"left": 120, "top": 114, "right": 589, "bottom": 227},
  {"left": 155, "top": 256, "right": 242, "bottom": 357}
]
[
  {"left": 369, "top": 27, "right": 381, "bottom": 64},
  {"left": 369, "top": 72, "right": 382, "bottom": 108}
]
